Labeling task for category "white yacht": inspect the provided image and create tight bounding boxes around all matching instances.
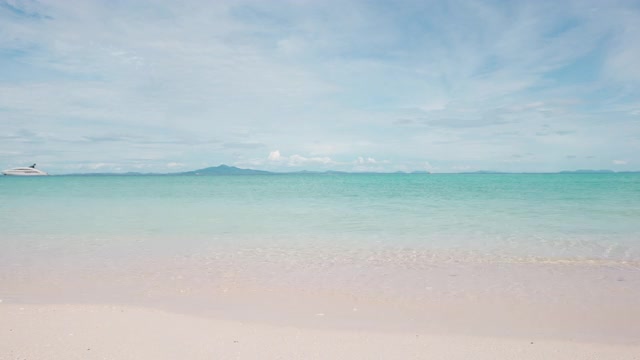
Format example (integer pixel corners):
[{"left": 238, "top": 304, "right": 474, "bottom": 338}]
[{"left": 2, "top": 164, "right": 48, "bottom": 176}]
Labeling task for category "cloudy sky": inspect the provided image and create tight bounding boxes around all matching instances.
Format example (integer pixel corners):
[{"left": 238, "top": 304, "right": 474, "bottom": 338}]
[{"left": 1, "top": 0, "right": 639, "bottom": 173}]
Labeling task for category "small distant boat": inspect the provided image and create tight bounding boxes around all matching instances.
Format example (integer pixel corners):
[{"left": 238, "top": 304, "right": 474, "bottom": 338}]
[{"left": 2, "top": 164, "right": 48, "bottom": 176}]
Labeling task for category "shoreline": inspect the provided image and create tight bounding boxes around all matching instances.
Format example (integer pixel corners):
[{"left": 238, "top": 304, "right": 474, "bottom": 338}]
[
  {"left": 2, "top": 303, "right": 640, "bottom": 360},
  {"left": 2, "top": 251, "right": 639, "bottom": 345}
]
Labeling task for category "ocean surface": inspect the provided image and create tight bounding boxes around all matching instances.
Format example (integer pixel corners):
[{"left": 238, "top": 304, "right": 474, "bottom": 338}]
[{"left": 1, "top": 173, "right": 639, "bottom": 261}]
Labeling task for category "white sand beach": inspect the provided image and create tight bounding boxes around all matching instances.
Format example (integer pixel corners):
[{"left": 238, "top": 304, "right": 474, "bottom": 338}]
[
  {"left": 2, "top": 303, "right": 640, "bottom": 360},
  {"left": 2, "top": 247, "right": 640, "bottom": 359}
]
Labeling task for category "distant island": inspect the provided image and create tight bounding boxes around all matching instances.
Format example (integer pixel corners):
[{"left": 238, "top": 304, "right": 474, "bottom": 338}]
[
  {"left": 462, "top": 169, "right": 627, "bottom": 174},
  {"left": 58, "top": 165, "right": 640, "bottom": 176},
  {"left": 558, "top": 169, "right": 615, "bottom": 174},
  {"left": 61, "top": 165, "right": 433, "bottom": 176},
  {"left": 176, "top": 165, "right": 435, "bottom": 175},
  {"left": 178, "top": 165, "right": 272, "bottom": 176}
]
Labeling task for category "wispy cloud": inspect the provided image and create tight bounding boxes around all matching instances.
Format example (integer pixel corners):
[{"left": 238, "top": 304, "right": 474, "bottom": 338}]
[
  {"left": 223, "top": 142, "right": 266, "bottom": 149},
  {"left": 0, "top": 0, "right": 639, "bottom": 172}
]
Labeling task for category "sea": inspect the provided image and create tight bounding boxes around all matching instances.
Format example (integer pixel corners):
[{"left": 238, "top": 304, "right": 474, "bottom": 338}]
[
  {"left": 1, "top": 173, "right": 639, "bottom": 261},
  {"left": 1, "top": 173, "right": 639, "bottom": 338}
]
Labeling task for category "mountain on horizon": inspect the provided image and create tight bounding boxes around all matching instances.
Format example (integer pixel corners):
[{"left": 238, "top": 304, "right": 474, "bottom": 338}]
[
  {"left": 57, "top": 165, "right": 640, "bottom": 176},
  {"left": 178, "top": 165, "right": 432, "bottom": 175},
  {"left": 177, "top": 165, "right": 273, "bottom": 175},
  {"left": 559, "top": 169, "right": 616, "bottom": 174}
]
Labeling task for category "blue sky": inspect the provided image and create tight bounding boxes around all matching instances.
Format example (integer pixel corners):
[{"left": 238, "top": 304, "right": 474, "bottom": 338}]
[{"left": 1, "top": 0, "right": 639, "bottom": 173}]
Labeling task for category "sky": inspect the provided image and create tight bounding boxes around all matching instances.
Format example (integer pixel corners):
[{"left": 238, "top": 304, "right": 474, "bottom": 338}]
[{"left": 1, "top": 0, "right": 639, "bottom": 173}]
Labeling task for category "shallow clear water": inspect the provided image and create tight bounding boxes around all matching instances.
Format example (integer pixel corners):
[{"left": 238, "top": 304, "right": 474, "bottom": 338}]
[{"left": 1, "top": 173, "right": 639, "bottom": 262}]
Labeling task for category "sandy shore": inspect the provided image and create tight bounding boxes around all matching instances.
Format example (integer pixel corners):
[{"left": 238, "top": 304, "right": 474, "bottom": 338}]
[
  {"left": 1, "top": 303, "right": 639, "bottom": 360},
  {"left": 2, "top": 245, "right": 639, "bottom": 359}
]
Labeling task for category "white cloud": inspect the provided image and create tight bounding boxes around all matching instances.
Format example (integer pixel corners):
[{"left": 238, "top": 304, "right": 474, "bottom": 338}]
[
  {"left": 289, "top": 154, "right": 333, "bottom": 166},
  {"left": 612, "top": 160, "right": 628, "bottom": 165},
  {"left": 266, "top": 150, "right": 333, "bottom": 167},
  {"left": 355, "top": 156, "right": 378, "bottom": 165},
  {"left": 166, "top": 162, "right": 184, "bottom": 168},
  {"left": 424, "top": 161, "right": 436, "bottom": 171},
  {"left": 268, "top": 150, "right": 282, "bottom": 161}
]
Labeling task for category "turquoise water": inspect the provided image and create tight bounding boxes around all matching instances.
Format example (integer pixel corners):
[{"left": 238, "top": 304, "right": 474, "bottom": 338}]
[{"left": 1, "top": 173, "right": 639, "bottom": 262}]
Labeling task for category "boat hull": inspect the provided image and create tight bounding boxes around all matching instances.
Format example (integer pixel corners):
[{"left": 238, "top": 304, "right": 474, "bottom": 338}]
[{"left": 2, "top": 170, "right": 48, "bottom": 176}]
